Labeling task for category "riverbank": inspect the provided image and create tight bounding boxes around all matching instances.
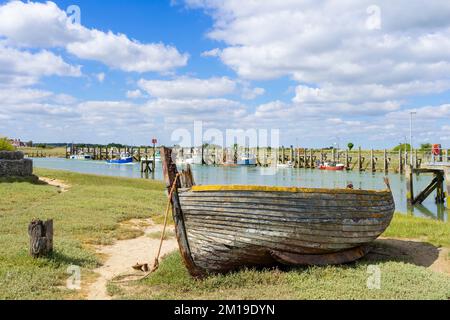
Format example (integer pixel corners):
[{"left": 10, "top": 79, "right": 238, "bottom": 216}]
[{"left": 0, "top": 169, "right": 449, "bottom": 299}]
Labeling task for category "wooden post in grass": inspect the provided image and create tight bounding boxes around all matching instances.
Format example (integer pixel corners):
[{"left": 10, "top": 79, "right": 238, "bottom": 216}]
[{"left": 28, "top": 219, "right": 53, "bottom": 258}]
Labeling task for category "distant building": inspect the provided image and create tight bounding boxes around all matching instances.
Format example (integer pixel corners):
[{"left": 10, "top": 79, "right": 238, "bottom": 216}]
[{"left": 9, "top": 139, "right": 28, "bottom": 147}]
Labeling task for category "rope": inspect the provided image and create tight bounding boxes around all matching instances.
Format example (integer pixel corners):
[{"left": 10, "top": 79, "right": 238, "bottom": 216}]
[
  {"left": 147, "top": 172, "right": 180, "bottom": 275},
  {"left": 111, "top": 173, "right": 180, "bottom": 283}
]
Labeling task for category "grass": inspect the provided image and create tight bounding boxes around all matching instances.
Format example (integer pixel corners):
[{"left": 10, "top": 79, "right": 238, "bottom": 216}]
[
  {"left": 0, "top": 168, "right": 449, "bottom": 300},
  {"left": 18, "top": 147, "right": 66, "bottom": 158},
  {"left": 384, "top": 214, "right": 450, "bottom": 247},
  {"left": 0, "top": 168, "right": 167, "bottom": 299},
  {"left": 110, "top": 251, "right": 450, "bottom": 300}
]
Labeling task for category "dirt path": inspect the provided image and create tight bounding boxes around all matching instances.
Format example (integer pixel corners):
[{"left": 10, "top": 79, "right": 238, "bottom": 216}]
[
  {"left": 87, "top": 219, "right": 178, "bottom": 300},
  {"left": 39, "top": 177, "right": 71, "bottom": 192}
]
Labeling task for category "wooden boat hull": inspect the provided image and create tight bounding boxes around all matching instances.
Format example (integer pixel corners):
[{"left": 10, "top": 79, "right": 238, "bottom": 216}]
[
  {"left": 160, "top": 147, "right": 395, "bottom": 277},
  {"left": 178, "top": 186, "right": 394, "bottom": 274}
]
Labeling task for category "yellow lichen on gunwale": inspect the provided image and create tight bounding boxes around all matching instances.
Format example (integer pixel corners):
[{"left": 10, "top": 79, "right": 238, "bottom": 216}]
[{"left": 191, "top": 185, "right": 391, "bottom": 195}]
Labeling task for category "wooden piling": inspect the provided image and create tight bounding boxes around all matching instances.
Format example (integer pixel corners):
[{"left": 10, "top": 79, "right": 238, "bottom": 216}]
[
  {"left": 358, "top": 147, "right": 362, "bottom": 171},
  {"left": 384, "top": 149, "right": 389, "bottom": 173},
  {"left": 405, "top": 165, "right": 414, "bottom": 205},
  {"left": 445, "top": 167, "right": 450, "bottom": 206},
  {"left": 345, "top": 150, "right": 349, "bottom": 169},
  {"left": 370, "top": 149, "right": 375, "bottom": 172}
]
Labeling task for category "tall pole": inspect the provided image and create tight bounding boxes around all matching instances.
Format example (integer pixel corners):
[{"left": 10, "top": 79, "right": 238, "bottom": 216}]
[{"left": 409, "top": 112, "right": 416, "bottom": 166}]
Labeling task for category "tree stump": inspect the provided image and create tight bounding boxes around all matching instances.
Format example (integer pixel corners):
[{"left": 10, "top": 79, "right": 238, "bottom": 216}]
[{"left": 28, "top": 219, "right": 53, "bottom": 258}]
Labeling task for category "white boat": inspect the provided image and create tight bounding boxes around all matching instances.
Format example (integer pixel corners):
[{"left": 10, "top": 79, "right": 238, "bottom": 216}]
[
  {"left": 277, "top": 161, "right": 294, "bottom": 168},
  {"left": 70, "top": 154, "right": 93, "bottom": 160},
  {"left": 237, "top": 154, "right": 257, "bottom": 166},
  {"left": 176, "top": 154, "right": 203, "bottom": 165}
]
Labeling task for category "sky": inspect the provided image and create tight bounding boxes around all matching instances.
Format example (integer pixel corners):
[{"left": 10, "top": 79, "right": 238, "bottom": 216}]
[{"left": 0, "top": 0, "right": 449, "bottom": 148}]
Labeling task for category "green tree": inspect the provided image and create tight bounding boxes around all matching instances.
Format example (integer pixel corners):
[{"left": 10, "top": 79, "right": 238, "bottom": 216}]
[
  {"left": 0, "top": 138, "right": 15, "bottom": 151},
  {"left": 393, "top": 143, "right": 411, "bottom": 151},
  {"left": 420, "top": 143, "right": 432, "bottom": 151},
  {"left": 347, "top": 142, "right": 354, "bottom": 151}
]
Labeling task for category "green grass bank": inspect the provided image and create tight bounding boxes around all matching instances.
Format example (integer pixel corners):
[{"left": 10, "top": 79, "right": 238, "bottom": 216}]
[{"left": 0, "top": 168, "right": 449, "bottom": 300}]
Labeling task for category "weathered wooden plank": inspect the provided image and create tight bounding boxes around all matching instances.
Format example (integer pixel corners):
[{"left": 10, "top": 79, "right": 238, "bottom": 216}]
[
  {"left": 186, "top": 223, "right": 382, "bottom": 245},
  {"left": 180, "top": 200, "right": 395, "bottom": 213},
  {"left": 184, "top": 216, "right": 389, "bottom": 237},
  {"left": 182, "top": 207, "right": 394, "bottom": 223},
  {"left": 187, "top": 228, "right": 360, "bottom": 253},
  {"left": 184, "top": 213, "right": 392, "bottom": 232}
]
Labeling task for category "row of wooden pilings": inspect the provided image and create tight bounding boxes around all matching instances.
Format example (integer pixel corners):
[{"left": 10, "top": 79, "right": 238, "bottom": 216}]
[
  {"left": 66, "top": 145, "right": 449, "bottom": 174},
  {"left": 66, "top": 145, "right": 157, "bottom": 162},
  {"left": 179, "top": 146, "right": 448, "bottom": 174}
]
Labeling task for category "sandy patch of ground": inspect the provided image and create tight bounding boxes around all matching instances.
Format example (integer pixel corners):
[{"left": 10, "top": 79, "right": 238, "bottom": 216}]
[
  {"left": 87, "top": 218, "right": 178, "bottom": 300},
  {"left": 368, "top": 237, "right": 450, "bottom": 275},
  {"left": 39, "top": 177, "right": 71, "bottom": 192}
]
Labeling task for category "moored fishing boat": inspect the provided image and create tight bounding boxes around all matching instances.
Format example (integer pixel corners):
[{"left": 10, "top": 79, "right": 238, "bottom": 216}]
[
  {"left": 237, "top": 154, "right": 257, "bottom": 166},
  {"left": 69, "top": 154, "right": 93, "bottom": 160},
  {"left": 161, "top": 147, "right": 395, "bottom": 277},
  {"left": 106, "top": 152, "right": 133, "bottom": 164},
  {"left": 319, "top": 162, "right": 345, "bottom": 171}
]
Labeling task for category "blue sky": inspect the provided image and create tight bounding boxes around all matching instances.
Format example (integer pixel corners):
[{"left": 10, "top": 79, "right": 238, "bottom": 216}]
[{"left": 0, "top": 0, "right": 449, "bottom": 148}]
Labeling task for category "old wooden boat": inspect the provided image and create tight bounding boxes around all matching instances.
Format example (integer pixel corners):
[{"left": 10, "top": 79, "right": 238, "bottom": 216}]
[{"left": 161, "top": 147, "right": 395, "bottom": 277}]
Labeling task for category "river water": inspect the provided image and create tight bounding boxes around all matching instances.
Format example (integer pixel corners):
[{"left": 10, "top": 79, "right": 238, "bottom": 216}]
[{"left": 32, "top": 158, "right": 448, "bottom": 222}]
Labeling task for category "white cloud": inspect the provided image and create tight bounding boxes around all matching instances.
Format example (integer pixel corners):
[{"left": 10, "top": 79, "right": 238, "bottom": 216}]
[
  {"left": 186, "top": 0, "right": 450, "bottom": 123},
  {"left": 241, "top": 86, "right": 265, "bottom": 100},
  {"left": 96, "top": 72, "right": 105, "bottom": 83},
  {"left": 138, "top": 77, "right": 236, "bottom": 99},
  {"left": 126, "top": 89, "right": 144, "bottom": 99},
  {"left": 201, "top": 48, "right": 221, "bottom": 57},
  {"left": 187, "top": 1, "right": 450, "bottom": 82},
  {"left": 0, "top": 1, "right": 188, "bottom": 73},
  {"left": 67, "top": 31, "right": 188, "bottom": 73},
  {"left": 0, "top": 43, "right": 81, "bottom": 87}
]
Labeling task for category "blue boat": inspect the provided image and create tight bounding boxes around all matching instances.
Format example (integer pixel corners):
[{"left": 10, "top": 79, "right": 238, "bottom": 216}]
[
  {"left": 106, "top": 152, "right": 133, "bottom": 164},
  {"left": 237, "top": 154, "right": 257, "bottom": 166}
]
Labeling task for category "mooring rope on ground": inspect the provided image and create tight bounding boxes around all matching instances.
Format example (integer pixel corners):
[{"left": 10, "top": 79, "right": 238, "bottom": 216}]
[{"left": 111, "top": 173, "right": 180, "bottom": 284}]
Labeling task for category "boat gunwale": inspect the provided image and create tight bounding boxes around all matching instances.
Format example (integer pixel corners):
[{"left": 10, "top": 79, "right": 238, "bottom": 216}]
[{"left": 190, "top": 184, "right": 391, "bottom": 195}]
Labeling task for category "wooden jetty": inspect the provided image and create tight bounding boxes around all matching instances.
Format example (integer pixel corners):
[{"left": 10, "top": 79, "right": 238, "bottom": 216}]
[
  {"left": 406, "top": 163, "right": 450, "bottom": 207},
  {"left": 170, "top": 146, "right": 449, "bottom": 174},
  {"left": 25, "top": 143, "right": 449, "bottom": 176},
  {"left": 161, "top": 147, "right": 395, "bottom": 277}
]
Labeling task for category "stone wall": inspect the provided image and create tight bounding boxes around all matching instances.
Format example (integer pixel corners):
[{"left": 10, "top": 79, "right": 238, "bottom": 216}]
[{"left": 0, "top": 151, "right": 33, "bottom": 177}]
